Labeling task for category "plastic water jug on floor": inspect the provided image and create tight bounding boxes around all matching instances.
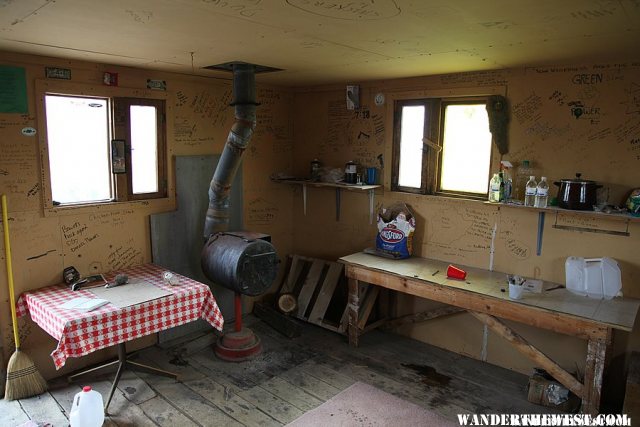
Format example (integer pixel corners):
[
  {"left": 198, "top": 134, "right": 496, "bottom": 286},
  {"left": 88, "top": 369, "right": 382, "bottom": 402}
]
[{"left": 70, "top": 386, "right": 104, "bottom": 427}]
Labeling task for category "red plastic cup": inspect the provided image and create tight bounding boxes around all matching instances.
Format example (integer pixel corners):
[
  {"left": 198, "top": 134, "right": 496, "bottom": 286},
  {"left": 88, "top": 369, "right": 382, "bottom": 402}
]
[{"left": 447, "top": 264, "right": 467, "bottom": 280}]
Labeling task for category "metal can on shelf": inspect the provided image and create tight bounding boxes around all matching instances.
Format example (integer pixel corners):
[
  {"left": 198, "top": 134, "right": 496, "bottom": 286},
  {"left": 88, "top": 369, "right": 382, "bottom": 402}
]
[
  {"left": 310, "top": 159, "right": 321, "bottom": 181},
  {"left": 344, "top": 160, "right": 357, "bottom": 184}
]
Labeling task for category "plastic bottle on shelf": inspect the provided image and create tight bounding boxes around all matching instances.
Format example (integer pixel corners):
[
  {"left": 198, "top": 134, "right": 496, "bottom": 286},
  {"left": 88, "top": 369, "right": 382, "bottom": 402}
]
[
  {"left": 500, "top": 161, "right": 513, "bottom": 201},
  {"left": 524, "top": 176, "right": 537, "bottom": 207},
  {"left": 516, "top": 160, "right": 534, "bottom": 201},
  {"left": 488, "top": 173, "right": 502, "bottom": 202},
  {"left": 70, "top": 386, "right": 104, "bottom": 427},
  {"left": 534, "top": 177, "right": 549, "bottom": 208}
]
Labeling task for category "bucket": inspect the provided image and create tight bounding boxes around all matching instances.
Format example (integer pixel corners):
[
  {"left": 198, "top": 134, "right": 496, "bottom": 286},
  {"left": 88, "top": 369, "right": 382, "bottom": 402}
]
[
  {"left": 70, "top": 386, "right": 104, "bottom": 427},
  {"left": 565, "top": 257, "right": 622, "bottom": 299}
]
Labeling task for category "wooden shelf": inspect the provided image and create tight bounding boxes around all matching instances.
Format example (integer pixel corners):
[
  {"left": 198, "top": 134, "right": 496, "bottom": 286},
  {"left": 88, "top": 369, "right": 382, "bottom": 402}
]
[
  {"left": 273, "top": 179, "right": 382, "bottom": 223},
  {"left": 274, "top": 179, "right": 381, "bottom": 191},
  {"left": 484, "top": 201, "right": 640, "bottom": 223}
]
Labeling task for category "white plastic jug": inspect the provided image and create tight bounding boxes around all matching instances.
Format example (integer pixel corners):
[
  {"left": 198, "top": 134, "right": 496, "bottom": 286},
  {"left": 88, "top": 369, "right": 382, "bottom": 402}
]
[
  {"left": 565, "top": 257, "right": 622, "bottom": 299},
  {"left": 70, "top": 386, "right": 104, "bottom": 427}
]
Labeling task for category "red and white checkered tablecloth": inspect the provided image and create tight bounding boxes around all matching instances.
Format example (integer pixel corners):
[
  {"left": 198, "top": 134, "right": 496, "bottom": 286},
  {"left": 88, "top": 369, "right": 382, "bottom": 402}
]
[{"left": 16, "top": 264, "right": 224, "bottom": 369}]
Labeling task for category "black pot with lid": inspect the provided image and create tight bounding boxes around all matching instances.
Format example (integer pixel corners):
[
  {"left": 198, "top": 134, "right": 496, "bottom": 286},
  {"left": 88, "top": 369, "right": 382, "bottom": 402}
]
[{"left": 554, "top": 173, "right": 601, "bottom": 210}]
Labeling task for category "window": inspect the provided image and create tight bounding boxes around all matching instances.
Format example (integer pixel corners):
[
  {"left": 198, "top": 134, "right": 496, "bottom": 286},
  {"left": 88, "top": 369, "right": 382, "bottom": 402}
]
[
  {"left": 392, "top": 96, "right": 493, "bottom": 199},
  {"left": 42, "top": 92, "right": 166, "bottom": 206}
]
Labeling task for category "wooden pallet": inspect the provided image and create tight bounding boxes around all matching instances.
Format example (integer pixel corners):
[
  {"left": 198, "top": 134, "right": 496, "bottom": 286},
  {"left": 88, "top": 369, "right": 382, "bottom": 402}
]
[{"left": 277, "top": 255, "right": 380, "bottom": 334}]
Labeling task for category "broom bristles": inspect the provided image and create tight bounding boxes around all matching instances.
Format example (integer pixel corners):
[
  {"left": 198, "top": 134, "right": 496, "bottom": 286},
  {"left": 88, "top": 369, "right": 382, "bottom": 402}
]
[{"left": 4, "top": 349, "right": 47, "bottom": 400}]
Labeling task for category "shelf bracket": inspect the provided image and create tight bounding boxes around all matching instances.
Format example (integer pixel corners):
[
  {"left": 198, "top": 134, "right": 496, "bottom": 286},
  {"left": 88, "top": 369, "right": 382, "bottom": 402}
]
[
  {"left": 335, "top": 188, "right": 341, "bottom": 221},
  {"left": 302, "top": 184, "right": 307, "bottom": 216},
  {"left": 369, "top": 189, "right": 375, "bottom": 225},
  {"left": 536, "top": 211, "right": 545, "bottom": 256}
]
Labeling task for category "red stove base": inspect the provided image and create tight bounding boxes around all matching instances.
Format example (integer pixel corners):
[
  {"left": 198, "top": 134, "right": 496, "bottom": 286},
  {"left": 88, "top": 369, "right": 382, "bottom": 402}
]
[{"left": 214, "top": 328, "right": 262, "bottom": 362}]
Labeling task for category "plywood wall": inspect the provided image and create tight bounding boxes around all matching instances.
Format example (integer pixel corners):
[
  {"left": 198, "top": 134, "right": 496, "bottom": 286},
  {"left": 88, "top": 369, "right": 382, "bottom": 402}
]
[
  {"left": 291, "top": 62, "right": 640, "bottom": 399},
  {"left": 0, "top": 51, "right": 293, "bottom": 379}
]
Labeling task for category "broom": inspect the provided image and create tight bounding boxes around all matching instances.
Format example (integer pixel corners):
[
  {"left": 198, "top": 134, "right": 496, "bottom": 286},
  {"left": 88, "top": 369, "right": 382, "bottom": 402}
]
[{"left": 2, "top": 194, "right": 47, "bottom": 400}]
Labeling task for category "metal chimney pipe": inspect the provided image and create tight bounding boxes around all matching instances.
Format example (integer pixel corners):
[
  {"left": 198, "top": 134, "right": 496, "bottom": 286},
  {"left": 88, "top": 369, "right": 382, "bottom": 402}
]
[{"left": 203, "top": 63, "right": 257, "bottom": 239}]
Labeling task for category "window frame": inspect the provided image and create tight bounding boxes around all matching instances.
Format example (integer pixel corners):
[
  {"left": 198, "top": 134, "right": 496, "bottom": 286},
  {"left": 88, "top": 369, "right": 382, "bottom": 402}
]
[
  {"left": 113, "top": 97, "right": 167, "bottom": 201},
  {"left": 36, "top": 79, "right": 174, "bottom": 216},
  {"left": 389, "top": 88, "right": 503, "bottom": 201},
  {"left": 435, "top": 96, "right": 492, "bottom": 200}
]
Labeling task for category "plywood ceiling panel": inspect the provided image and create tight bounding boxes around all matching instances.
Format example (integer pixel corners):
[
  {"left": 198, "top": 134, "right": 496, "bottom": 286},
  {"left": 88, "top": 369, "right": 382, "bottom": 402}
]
[{"left": 0, "top": 0, "right": 638, "bottom": 86}]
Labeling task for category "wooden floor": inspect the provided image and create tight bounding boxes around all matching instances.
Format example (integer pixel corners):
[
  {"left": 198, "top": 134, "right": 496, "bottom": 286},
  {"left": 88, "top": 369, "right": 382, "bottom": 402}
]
[{"left": 2, "top": 316, "right": 557, "bottom": 426}]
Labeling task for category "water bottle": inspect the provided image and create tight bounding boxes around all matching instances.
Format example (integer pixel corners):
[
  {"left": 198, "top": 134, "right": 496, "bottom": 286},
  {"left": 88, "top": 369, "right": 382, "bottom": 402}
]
[
  {"left": 488, "top": 173, "right": 501, "bottom": 202},
  {"left": 535, "top": 177, "right": 549, "bottom": 208},
  {"left": 70, "top": 386, "right": 104, "bottom": 427},
  {"left": 524, "top": 176, "right": 537, "bottom": 207}
]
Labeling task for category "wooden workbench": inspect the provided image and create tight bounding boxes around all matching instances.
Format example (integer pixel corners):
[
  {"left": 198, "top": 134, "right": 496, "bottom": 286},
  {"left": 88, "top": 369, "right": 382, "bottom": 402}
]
[{"left": 339, "top": 252, "right": 640, "bottom": 415}]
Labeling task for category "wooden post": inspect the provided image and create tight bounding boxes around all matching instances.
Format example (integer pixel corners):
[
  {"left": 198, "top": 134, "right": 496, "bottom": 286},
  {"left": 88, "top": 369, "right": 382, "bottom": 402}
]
[
  {"left": 581, "top": 328, "right": 612, "bottom": 415},
  {"left": 348, "top": 278, "right": 360, "bottom": 347}
]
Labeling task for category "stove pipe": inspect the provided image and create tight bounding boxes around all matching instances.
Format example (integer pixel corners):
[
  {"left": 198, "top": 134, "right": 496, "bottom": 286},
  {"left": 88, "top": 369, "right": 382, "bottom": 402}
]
[{"left": 203, "top": 63, "right": 257, "bottom": 239}]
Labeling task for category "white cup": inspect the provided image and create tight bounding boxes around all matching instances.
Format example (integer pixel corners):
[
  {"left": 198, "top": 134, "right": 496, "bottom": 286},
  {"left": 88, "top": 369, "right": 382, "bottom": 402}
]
[{"left": 509, "top": 283, "right": 524, "bottom": 300}]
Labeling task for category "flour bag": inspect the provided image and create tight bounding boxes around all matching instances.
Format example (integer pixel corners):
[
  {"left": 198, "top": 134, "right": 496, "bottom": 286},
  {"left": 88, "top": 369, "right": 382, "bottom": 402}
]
[{"left": 375, "top": 203, "right": 416, "bottom": 259}]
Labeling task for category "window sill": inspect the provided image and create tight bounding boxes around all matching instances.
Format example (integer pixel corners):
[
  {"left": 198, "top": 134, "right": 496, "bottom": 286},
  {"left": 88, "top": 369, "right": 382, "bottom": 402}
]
[{"left": 43, "top": 196, "right": 176, "bottom": 218}]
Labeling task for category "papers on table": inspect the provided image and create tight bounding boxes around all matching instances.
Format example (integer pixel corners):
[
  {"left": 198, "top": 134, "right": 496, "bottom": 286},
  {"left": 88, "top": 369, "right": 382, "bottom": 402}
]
[
  {"left": 89, "top": 280, "right": 172, "bottom": 308},
  {"left": 59, "top": 297, "right": 109, "bottom": 312}
]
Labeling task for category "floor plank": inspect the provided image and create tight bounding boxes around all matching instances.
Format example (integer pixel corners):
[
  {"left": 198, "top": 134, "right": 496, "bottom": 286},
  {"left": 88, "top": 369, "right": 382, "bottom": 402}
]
[
  {"left": 259, "top": 376, "right": 323, "bottom": 412},
  {"left": 298, "top": 359, "right": 357, "bottom": 390},
  {"left": 137, "top": 345, "right": 207, "bottom": 383},
  {"left": 138, "top": 395, "right": 199, "bottom": 427},
  {"left": 19, "top": 392, "right": 69, "bottom": 426},
  {"left": 48, "top": 380, "right": 82, "bottom": 419},
  {"left": 0, "top": 398, "right": 30, "bottom": 426},
  {"left": 184, "top": 376, "right": 280, "bottom": 426},
  {"left": 141, "top": 374, "right": 243, "bottom": 427},
  {"left": 278, "top": 366, "right": 341, "bottom": 401},
  {"left": 117, "top": 371, "right": 157, "bottom": 405},
  {"left": 237, "top": 386, "right": 304, "bottom": 424}
]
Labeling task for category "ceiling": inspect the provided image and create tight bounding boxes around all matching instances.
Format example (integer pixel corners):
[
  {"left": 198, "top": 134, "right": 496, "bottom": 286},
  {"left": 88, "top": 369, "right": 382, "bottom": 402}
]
[{"left": 1, "top": 0, "right": 639, "bottom": 86}]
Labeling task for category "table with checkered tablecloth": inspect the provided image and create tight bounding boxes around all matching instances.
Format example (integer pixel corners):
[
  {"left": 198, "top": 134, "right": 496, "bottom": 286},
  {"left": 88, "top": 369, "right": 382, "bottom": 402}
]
[{"left": 16, "top": 263, "right": 224, "bottom": 369}]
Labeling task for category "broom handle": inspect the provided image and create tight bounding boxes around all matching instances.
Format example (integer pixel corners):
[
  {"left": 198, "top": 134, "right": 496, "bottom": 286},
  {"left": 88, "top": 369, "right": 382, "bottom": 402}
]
[{"left": 2, "top": 194, "right": 20, "bottom": 350}]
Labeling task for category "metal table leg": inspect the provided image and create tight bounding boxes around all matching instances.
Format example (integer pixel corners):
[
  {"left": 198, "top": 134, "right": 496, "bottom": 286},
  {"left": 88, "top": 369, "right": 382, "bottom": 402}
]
[{"left": 68, "top": 341, "right": 178, "bottom": 413}]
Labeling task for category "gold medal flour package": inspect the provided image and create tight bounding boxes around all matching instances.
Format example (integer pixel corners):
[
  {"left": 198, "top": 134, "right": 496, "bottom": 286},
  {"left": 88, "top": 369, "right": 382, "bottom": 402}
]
[{"left": 376, "top": 203, "right": 416, "bottom": 259}]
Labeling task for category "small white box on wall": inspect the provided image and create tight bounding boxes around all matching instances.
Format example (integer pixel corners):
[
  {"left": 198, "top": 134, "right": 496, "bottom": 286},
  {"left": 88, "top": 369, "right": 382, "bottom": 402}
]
[{"left": 346, "top": 85, "right": 359, "bottom": 110}]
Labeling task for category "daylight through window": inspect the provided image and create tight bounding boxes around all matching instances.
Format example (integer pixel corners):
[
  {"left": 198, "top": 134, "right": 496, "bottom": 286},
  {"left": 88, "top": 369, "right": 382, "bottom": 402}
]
[
  {"left": 392, "top": 97, "right": 493, "bottom": 198},
  {"left": 42, "top": 92, "right": 167, "bottom": 206}
]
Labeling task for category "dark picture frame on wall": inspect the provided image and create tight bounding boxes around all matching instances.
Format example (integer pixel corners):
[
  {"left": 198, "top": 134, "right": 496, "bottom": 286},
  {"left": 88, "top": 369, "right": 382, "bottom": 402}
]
[{"left": 111, "top": 139, "right": 126, "bottom": 174}]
